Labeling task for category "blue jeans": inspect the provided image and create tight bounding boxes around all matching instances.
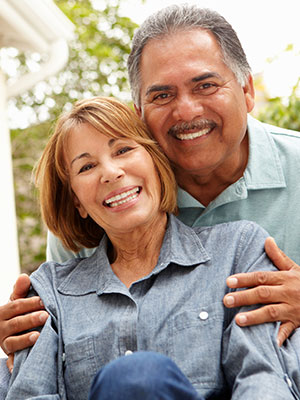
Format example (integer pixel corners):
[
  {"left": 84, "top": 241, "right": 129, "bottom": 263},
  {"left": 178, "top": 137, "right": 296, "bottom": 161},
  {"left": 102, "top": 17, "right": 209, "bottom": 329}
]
[{"left": 88, "top": 351, "right": 203, "bottom": 400}]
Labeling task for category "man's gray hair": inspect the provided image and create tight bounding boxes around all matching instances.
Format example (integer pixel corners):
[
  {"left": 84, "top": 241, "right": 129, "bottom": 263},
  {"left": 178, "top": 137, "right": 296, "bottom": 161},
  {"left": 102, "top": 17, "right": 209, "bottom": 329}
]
[{"left": 127, "top": 4, "right": 251, "bottom": 107}]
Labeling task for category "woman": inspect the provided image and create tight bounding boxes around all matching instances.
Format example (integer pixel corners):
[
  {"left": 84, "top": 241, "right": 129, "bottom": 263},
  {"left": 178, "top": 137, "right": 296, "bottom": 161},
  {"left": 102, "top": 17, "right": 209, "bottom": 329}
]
[{"left": 6, "top": 97, "right": 299, "bottom": 400}]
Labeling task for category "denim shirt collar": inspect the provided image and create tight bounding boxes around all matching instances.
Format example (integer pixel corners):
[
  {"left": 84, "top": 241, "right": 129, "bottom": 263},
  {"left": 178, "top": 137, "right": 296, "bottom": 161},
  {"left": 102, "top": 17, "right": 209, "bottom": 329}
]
[{"left": 57, "top": 215, "right": 210, "bottom": 296}]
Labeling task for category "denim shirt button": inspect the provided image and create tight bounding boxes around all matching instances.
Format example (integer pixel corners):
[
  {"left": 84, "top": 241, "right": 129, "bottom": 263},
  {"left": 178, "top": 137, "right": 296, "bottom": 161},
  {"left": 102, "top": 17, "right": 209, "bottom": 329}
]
[
  {"left": 199, "top": 311, "right": 209, "bottom": 320},
  {"left": 125, "top": 350, "right": 133, "bottom": 356},
  {"left": 285, "top": 375, "right": 293, "bottom": 388}
]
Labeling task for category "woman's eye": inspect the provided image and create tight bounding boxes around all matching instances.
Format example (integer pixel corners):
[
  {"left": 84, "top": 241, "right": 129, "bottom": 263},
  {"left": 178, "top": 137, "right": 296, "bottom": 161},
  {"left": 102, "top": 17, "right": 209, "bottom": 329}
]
[
  {"left": 79, "top": 163, "right": 94, "bottom": 173},
  {"left": 117, "top": 146, "right": 133, "bottom": 155}
]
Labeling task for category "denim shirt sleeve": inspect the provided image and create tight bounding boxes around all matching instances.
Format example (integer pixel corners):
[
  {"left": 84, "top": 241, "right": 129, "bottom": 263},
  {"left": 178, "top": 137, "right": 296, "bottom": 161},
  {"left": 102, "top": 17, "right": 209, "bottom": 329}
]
[
  {"left": 222, "top": 223, "right": 300, "bottom": 400},
  {"left": 6, "top": 318, "right": 61, "bottom": 400},
  {"left": 5, "top": 265, "right": 66, "bottom": 400}
]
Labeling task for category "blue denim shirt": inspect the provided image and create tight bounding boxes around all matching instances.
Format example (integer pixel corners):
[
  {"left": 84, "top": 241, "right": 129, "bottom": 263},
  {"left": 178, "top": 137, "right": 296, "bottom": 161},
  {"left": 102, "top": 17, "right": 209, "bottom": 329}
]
[{"left": 7, "top": 216, "right": 300, "bottom": 399}]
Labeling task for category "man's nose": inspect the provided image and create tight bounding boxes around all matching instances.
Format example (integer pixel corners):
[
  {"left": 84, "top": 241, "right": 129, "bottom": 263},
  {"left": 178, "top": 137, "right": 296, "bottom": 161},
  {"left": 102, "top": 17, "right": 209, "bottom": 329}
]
[
  {"left": 100, "top": 162, "right": 124, "bottom": 184},
  {"left": 172, "top": 94, "right": 205, "bottom": 121}
]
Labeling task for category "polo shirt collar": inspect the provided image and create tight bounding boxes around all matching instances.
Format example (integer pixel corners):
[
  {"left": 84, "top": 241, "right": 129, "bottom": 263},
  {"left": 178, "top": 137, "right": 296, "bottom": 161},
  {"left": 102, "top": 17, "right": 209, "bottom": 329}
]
[{"left": 244, "top": 115, "right": 286, "bottom": 188}]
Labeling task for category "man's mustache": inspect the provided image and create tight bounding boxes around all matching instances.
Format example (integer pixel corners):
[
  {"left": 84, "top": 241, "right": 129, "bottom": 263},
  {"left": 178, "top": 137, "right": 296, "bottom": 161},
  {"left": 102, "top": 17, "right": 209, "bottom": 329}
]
[{"left": 168, "top": 119, "right": 216, "bottom": 135}]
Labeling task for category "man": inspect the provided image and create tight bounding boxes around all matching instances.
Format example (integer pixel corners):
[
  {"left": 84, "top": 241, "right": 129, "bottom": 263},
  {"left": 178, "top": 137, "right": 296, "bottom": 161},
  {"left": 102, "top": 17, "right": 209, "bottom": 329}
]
[{"left": 1, "top": 2, "right": 300, "bottom": 380}]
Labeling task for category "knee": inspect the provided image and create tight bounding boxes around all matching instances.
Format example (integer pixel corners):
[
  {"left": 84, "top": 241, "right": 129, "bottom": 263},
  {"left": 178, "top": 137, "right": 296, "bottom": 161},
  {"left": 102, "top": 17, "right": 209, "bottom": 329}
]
[
  {"left": 102, "top": 351, "right": 172, "bottom": 386},
  {"left": 89, "top": 351, "right": 176, "bottom": 399}
]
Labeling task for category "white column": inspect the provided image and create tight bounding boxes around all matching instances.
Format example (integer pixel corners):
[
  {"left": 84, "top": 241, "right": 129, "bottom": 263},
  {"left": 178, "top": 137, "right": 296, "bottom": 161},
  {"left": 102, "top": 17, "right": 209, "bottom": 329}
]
[{"left": 0, "top": 70, "right": 20, "bottom": 309}]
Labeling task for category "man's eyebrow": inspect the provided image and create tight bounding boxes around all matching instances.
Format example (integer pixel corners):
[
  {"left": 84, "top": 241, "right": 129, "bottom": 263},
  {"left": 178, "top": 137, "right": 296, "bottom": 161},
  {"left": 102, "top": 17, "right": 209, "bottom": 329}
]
[
  {"left": 145, "top": 85, "right": 175, "bottom": 97},
  {"left": 192, "top": 72, "right": 222, "bottom": 82},
  {"left": 145, "top": 73, "right": 222, "bottom": 96}
]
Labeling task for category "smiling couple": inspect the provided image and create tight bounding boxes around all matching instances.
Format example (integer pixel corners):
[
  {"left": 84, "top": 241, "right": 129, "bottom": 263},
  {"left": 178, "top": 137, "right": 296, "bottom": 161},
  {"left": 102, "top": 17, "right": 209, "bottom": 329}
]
[{"left": 2, "top": 4, "right": 300, "bottom": 400}]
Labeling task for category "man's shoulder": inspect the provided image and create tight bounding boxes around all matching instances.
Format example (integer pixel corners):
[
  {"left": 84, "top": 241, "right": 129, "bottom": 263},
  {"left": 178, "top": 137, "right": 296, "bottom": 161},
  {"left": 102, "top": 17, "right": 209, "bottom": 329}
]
[
  {"left": 249, "top": 117, "right": 300, "bottom": 163},
  {"left": 263, "top": 121, "right": 300, "bottom": 140},
  {"left": 249, "top": 116, "right": 300, "bottom": 139}
]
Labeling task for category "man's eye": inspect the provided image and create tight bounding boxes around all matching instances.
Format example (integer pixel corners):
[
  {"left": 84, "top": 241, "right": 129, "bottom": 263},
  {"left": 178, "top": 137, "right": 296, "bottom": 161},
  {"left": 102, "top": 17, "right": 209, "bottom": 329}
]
[
  {"left": 79, "top": 163, "right": 94, "bottom": 173},
  {"left": 197, "top": 82, "right": 219, "bottom": 95},
  {"left": 152, "top": 93, "right": 173, "bottom": 105}
]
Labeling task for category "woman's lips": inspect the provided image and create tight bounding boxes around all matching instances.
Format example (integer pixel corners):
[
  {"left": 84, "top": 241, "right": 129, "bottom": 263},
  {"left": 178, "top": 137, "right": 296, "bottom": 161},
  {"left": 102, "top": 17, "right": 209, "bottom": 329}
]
[{"left": 104, "top": 187, "right": 141, "bottom": 208}]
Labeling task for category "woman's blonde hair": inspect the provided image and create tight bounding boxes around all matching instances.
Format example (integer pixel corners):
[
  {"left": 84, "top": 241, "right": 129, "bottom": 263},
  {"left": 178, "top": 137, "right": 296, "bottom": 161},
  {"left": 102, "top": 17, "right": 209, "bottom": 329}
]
[{"left": 35, "top": 96, "right": 177, "bottom": 252}]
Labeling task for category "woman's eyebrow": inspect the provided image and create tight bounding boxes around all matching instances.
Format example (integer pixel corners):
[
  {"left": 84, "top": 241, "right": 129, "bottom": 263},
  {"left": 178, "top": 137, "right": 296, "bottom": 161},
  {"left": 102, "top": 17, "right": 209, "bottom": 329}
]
[{"left": 71, "top": 152, "right": 91, "bottom": 166}]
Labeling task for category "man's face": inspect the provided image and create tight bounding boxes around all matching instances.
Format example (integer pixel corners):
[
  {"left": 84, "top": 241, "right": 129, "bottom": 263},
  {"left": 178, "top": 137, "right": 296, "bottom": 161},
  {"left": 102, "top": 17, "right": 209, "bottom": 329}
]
[{"left": 137, "top": 29, "right": 255, "bottom": 179}]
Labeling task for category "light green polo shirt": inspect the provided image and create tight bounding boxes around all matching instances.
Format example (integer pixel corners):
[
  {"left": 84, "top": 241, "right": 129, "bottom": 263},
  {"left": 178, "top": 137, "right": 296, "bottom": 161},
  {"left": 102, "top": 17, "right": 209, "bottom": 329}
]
[
  {"left": 47, "top": 116, "right": 300, "bottom": 264},
  {"left": 177, "top": 115, "right": 300, "bottom": 263}
]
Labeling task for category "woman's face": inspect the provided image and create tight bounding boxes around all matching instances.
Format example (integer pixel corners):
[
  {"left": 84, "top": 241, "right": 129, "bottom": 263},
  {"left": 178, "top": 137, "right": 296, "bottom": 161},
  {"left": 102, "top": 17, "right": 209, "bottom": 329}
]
[{"left": 65, "top": 122, "right": 163, "bottom": 237}]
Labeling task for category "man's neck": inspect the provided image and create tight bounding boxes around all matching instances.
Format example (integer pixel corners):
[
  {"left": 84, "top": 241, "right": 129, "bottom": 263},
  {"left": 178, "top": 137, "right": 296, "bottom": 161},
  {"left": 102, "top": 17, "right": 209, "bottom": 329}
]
[{"left": 175, "top": 138, "right": 249, "bottom": 206}]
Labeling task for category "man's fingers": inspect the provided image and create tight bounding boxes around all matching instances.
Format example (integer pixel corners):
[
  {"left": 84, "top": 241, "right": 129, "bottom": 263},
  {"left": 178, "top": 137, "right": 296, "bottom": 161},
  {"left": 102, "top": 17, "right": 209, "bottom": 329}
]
[
  {"left": 3, "top": 331, "right": 40, "bottom": 356},
  {"left": 226, "top": 270, "right": 285, "bottom": 289},
  {"left": 2, "top": 310, "right": 48, "bottom": 339},
  {"left": 233, "top": 304, "right": 294, "bottom": 328},
  {"left": 0, "top": 310, "right": 48, "bottom": 354},
  {"left": 223, "top": 285, "right": 285, "bottom": 308},
  {"left": 0, "top": 297, "right": 44, "bottom": 321},
  {"left": 265, "top": 237, "right": 297, "bottom": 272},
  {"left": 10, "top": 274, "right": 31, "bottom": 301},
  {"left": 277, "top": 321, "right": 296, "bottom": 347},
  {"left": 6, "top": 354, "right": 14, "bottom": 374}
]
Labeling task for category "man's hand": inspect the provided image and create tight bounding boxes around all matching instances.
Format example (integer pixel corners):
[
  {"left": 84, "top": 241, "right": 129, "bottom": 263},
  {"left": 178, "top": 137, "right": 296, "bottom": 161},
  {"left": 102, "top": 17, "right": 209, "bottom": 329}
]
[
  {"left": 223, "top": 237, "right": 300, "bottom": 346},
  {"left": 0, "top": 274, "right": 48, "bottom": 372}
]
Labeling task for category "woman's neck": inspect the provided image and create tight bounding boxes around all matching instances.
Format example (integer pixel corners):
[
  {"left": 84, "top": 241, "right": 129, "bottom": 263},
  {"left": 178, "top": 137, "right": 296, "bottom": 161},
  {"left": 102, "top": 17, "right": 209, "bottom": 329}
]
[{"left": 108, "top": 213, "right": 168, "bottom": 288}]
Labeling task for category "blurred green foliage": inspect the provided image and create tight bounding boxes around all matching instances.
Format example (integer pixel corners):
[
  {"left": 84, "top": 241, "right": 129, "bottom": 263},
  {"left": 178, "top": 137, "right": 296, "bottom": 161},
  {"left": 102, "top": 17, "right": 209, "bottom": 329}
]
[
  {"left": 9, "top": 0, "right": 139, "bottom": 273},
  {"left": 258, "top": 78, "right": 300, "bottom": 132}
]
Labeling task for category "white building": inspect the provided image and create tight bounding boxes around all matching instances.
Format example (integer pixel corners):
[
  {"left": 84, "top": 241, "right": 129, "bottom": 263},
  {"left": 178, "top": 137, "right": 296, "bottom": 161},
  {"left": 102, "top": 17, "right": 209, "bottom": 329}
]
[{"left": 0, "top": 0, "right": 74, "bottom": 308}]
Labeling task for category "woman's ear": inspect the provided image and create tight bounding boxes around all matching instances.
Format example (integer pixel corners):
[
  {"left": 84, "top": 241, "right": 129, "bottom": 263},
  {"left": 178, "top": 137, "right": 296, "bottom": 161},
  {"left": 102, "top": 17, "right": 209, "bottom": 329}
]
[{"left": 73, "top": 193, "right": 88, "bottom": 219}]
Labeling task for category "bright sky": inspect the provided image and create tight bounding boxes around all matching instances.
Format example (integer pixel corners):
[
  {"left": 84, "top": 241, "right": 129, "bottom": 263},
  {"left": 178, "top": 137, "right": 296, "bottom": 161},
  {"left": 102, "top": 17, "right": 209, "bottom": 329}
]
[{"left": 120, "top": 0, "right": 300, "bottom": 98}]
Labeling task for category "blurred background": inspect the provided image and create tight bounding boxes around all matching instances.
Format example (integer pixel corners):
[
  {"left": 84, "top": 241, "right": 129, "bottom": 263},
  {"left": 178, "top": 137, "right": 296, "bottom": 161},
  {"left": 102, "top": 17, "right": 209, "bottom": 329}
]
[{"left": 1, "top": 0, "right": 299, "bottom": 280}]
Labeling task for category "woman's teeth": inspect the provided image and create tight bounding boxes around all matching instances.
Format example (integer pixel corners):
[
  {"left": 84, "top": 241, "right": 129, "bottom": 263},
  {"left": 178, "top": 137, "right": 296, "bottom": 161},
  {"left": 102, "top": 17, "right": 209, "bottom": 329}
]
[{"left": 105, "top": 187, "right": 140, "bottom": 207}]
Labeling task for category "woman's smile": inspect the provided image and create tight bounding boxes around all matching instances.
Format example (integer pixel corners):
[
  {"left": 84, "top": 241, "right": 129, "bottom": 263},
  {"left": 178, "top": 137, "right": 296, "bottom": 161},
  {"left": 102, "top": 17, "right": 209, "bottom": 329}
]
[{"left": 104, "top": 186, "right": 141, "bottom": 208}]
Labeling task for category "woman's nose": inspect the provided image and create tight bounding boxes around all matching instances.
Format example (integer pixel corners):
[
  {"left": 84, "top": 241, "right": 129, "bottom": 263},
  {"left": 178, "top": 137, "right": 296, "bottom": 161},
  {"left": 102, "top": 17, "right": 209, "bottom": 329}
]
[{"left": 100, "top": 163, "right": 124, "bottom": 184}]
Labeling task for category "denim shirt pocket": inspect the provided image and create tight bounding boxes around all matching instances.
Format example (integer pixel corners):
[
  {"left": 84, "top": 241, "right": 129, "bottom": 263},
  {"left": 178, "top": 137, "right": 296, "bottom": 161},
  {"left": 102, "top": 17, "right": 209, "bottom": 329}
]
[
  {"left": 168, "top": 302, "right": 225, "bottom": 391},
  {"left": 64, "top": 336, "right": 99, "bottom": 400}
]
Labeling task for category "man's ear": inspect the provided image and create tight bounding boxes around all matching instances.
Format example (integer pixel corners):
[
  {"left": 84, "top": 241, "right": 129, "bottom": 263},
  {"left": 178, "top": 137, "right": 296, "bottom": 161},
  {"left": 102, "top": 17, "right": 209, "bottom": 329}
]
[
  {"left": 134, "top": 103, "right": 142, "bottom": 118},
  {"left": 73, "top": 193, "right": 88, "bottom": 219},
  {"left": 243, "top": 74, "right": 255, "bottom": 113}
]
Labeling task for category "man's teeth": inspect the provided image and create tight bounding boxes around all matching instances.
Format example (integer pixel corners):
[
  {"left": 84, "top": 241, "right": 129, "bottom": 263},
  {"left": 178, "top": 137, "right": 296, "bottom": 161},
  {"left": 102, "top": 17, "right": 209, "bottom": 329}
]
[
  {"left": 176, "top": 127, "right": 211, "bottom": 140},
  {"left": 105, "top": 187, "right": 140, "bottom": 207}
]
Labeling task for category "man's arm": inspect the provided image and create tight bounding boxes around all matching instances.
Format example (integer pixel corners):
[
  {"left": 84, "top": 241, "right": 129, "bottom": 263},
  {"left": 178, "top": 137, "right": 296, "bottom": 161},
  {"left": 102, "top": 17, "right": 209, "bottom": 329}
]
[
  {"left": 0, "top": 274, "right": 48, "bottom": 371},
  {"left": 224, "top": 237, "right": 300, "bottom": 346}
]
